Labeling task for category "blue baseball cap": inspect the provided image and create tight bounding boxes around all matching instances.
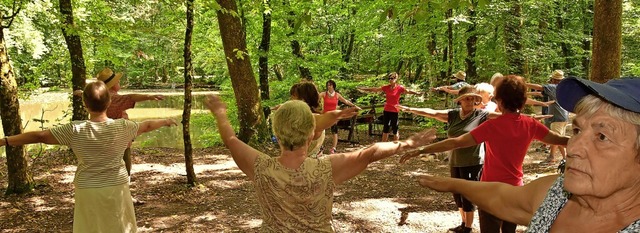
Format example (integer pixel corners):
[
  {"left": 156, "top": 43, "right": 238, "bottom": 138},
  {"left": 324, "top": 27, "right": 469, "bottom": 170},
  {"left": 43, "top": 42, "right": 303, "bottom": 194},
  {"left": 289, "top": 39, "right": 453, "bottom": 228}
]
[{"left": 556, "top": 77, "right": 640, "bottom": 113}]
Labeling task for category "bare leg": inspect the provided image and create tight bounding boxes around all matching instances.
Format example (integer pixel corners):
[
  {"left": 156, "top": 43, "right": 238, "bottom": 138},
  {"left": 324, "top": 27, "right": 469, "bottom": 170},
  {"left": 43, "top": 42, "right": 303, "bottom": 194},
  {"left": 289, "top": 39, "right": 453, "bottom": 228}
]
[
  {"left": 464, "top": 211, "right": 474, "bottom": 228},
  {"left": 332, "top": 133, "right": 338, "bottom": 150},
  {"left": 393, "top": 133, "right": 399, "bottom": 141},
  {"left": 382, "top": 133, "right": 389, "bottom": 142}
]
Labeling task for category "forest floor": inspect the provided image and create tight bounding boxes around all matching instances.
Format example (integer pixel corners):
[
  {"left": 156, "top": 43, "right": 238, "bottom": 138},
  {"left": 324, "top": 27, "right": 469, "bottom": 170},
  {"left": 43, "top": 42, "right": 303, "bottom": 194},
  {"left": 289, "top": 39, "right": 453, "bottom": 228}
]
[{"left": 0, "top": 124, "right": 559, "bottom": 233}]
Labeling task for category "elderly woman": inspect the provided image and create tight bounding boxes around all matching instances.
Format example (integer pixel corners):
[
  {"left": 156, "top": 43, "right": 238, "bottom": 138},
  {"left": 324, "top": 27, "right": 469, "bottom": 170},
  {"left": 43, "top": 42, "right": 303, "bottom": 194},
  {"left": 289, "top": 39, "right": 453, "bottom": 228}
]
[
  {"left": 397, "top": 86, "right": 494, "bottom": 233},
  {"left": 205, "top": 95, "right": 436, "bottom": 231},
  {"left": 401, "top": 75, "right": 569, "bottom": 233},
  {"left": 0, "top": 81, "right": 177, "bottom": 232},
  {"left": 414, "top": 77, "right": 640, "bottom": 232}
]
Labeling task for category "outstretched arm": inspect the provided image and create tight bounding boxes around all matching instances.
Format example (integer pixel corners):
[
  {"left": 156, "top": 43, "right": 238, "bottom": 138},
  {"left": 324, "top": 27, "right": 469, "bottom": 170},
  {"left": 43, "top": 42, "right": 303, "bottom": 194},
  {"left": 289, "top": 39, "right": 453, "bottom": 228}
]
[
  {"left": 440, "top": 87, "right": 459, "bottom": 95},
  {"left": 128, "top": 94, "right": 165, "bottom": 102},
  {"left": 314, "top": 108, "right": 359, "bottom": 136},
  {"left": 405, "top": 89, "right": 423, "bottom": 95},
  {"left": 416, "top": 174, "right": 558, "bottom": 225},
  {"left": 400, "top": 133, "right": 478, "bottom": 163},
  {"left": 137, "top": 119, "right": 177, "bottom": 136},
  {"left": 336, "top": 93, "right": 360, "bottom": 110},
  {"left": 526, "top": 83, "right": 543, "bottom": 91},
  {"left": 1, "top": 130, "right": 59, "bottom": 147},
  {"left": 396, "top": 105, "right": 449, "bottom": 122},
  {"left": 329, "top": 129, "right": 436, "bottom": 185},
  {"left": 205, "top": 94, "right": 260, "bottom": 179},
  {"left": 526, "top": 98, "right": 555, "bottom": 107},
  {"left": 540, "top": 131, "right": 569, "bottom": 146}
]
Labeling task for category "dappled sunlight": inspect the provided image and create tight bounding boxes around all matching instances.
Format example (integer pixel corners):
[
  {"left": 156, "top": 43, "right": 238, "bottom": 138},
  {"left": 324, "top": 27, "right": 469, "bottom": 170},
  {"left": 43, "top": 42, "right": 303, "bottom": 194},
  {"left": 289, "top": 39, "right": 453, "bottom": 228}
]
[
  {"left": 148, "top": 214, "right": 191, "bottom": 229},
  {"left": 190, "top": 212, "right": 217, "bottom": 223},
  {"left": 240, "top": 218, "right": 263, "bottom": 229},
  {"left": 333, "top": 197, "right": 471, "bottom": 231}
]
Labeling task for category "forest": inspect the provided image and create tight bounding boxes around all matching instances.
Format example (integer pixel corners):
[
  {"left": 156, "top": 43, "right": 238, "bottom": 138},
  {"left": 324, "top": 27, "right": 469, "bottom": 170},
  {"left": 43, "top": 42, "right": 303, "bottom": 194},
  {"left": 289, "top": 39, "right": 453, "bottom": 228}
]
[{"left": 0, "top": 0, "right": 635, "bottom": 231}]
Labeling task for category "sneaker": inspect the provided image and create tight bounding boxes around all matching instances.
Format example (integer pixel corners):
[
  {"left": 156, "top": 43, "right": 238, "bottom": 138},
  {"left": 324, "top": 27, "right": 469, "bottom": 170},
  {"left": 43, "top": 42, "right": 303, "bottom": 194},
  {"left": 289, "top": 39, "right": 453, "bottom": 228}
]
[
  {"left": 448, "top": 222, "right": 464, "bottom": 232},
  {"left": 329, "top": 148, "right": 336, "bottom": 154}
]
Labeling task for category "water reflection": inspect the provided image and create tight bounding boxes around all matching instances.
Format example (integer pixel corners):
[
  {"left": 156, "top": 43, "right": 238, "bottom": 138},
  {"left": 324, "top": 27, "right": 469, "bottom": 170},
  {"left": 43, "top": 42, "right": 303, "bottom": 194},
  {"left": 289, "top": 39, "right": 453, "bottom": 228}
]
[{"left": 1, "top": 89, "right": 218, "bottom": 157}]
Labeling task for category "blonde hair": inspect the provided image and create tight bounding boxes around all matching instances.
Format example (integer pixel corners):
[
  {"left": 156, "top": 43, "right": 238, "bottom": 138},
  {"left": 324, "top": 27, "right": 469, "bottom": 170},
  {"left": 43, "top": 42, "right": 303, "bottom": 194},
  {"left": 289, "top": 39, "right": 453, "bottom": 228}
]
[
  {"left": 272, "top": 100, "right": 316, "bottom": 151},
  {"left": 574, "top": 95, "right": 640, "bottom": 149}
]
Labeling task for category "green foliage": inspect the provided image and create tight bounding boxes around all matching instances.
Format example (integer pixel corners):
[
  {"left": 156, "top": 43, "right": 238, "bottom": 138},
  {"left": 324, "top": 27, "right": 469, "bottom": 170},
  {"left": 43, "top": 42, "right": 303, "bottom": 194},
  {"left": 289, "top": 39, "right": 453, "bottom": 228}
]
[{"left": 190, "top": 92, "right": 239, "bottom": 147}]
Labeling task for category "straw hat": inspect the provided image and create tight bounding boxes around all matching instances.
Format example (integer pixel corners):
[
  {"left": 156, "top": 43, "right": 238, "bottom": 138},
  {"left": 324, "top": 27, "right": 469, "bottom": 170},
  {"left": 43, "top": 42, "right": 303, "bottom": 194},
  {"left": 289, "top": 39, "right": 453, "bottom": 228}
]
[
  {"left": 96, "top": 68, "right": 123, "bottom": 89},
  {"left": 550, "top": 70, "right": 565, "bottom": 80},
  {"left": 452, "top": 71, "right": 466, "bottom": 81},
  {"left": 454, "top": 92, "right": 482, "bottom": 104}
]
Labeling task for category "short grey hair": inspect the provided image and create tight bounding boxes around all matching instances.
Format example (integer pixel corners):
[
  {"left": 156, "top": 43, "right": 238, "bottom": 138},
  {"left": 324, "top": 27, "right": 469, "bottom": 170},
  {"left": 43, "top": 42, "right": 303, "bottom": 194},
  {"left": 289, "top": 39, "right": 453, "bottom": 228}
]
[
  {"left": 475, "top": 82, "right": 494, "bottom": 96},
  {"left": 574, "top": 95, "right": 640, "bottom": 150},
  {"left": 272, "top": 100, "right": 316, "bottom": 151}
]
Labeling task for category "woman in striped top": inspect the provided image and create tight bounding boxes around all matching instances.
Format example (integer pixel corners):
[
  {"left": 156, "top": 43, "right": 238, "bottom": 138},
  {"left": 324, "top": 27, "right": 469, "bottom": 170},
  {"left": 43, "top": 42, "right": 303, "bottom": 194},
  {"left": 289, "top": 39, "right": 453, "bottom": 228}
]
[{"left": 0, "top": 81, "right": 177, "bottom": 233}]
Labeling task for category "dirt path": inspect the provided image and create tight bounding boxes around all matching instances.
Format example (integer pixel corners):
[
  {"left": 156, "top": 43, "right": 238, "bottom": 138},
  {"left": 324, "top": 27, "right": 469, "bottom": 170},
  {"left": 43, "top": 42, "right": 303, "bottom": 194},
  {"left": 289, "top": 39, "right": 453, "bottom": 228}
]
[{"left": 0, "top": 129, "right": 558, "bottom": 232}]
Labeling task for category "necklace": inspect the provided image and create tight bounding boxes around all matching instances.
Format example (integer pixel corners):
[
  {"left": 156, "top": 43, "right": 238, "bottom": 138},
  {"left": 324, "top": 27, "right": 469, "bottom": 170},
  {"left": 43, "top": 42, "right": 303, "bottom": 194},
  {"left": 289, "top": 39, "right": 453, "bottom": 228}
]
[
  {"left": 459, "top": 109, "right": 474, "bottom": 120},
  {"left": 327, "top": 91, "right": 335, "bottom": 97}
]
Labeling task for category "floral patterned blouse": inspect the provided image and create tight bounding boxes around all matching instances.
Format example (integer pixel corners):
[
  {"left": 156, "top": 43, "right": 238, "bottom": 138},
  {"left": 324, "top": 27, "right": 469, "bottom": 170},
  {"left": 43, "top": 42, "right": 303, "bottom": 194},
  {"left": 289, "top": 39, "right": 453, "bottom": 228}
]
[{"left": 527, "top": 175, "right": 640, "bottom": 232}]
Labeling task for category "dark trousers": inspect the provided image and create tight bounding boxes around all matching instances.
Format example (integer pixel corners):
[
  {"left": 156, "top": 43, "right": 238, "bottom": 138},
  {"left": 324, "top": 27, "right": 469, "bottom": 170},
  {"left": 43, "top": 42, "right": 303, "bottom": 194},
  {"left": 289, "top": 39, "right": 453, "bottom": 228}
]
[
  {"left": 382, "top": 111, "right": 399, "bottom": 134},
  {"left": 479, "top": 210, "right": 517, "bottom": 233},
  {"left": 450, "top": 165, "right": 483, "bottom": 211}
]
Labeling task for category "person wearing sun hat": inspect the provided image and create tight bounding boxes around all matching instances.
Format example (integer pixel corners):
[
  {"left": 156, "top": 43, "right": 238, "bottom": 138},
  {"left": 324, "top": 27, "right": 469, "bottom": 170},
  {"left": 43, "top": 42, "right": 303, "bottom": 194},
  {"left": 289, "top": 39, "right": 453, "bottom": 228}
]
[
  {"left": 402, "top": 75, "right": 569, "bottom": 233},
  {"left": 1, "top": 81, "right": 177, "bottom": 232},
  {"left": 409, "top": 76, "right": 640, "bottom": 232},
  {"left": 526, "top": 70, "right": 570, "bottom": 165},
  {"left": 432, "top": 70, "right": 470, "bottom": 95},
  {"left": 397, "top": 86, "right": 500, "bottom": 233}
]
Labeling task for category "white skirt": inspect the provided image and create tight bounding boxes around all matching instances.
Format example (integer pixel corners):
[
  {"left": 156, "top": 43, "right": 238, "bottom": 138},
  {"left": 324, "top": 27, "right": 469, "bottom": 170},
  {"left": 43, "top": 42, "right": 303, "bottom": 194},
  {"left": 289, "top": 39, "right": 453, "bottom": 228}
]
[{"left": 73, "top": 183, "right": 137, "bottom": 233}]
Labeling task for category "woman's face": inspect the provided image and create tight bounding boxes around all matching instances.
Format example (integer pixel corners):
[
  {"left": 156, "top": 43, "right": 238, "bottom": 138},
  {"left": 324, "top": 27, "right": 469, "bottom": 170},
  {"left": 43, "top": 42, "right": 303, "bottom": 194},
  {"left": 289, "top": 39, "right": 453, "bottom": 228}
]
[
  {"left": 564, "top": 108, "right": 640, "bottom": 197},
  {"left": 459, "top": 96, "right": 479, "bottom": 111},
  {"left": 388, "top": 76, "right": 397, "bottom": 84},
  {"left": 327, "top": 84, "right": 335, "bottom": 92}
]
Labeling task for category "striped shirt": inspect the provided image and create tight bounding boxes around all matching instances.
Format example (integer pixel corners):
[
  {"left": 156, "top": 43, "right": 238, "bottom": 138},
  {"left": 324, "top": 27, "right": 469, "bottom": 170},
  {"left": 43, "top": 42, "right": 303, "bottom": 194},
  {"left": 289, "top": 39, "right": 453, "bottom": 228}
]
[{"left": 50, "top": 119, "right": 139, "bottom": 189}]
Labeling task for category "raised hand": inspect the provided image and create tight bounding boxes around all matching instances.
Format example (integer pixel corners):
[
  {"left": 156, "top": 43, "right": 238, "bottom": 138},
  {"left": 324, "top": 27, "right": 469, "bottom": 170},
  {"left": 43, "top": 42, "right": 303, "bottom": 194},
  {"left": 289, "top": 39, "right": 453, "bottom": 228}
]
[
  {"left": 404, "top": 128, "right": 437, "bottom": 148},
  {"left": 204, "top": 94, "right": 227, "bottom": 116},
  {"left": 542, "top": 100, "right": 556, "bottom": 107},
  {"left": 151, "top": 94, "right": 165, "bottom": 101},
  {"left": 164, "top": 119, "right": 178, "bottom": 127},
  {"left": 416, "top": 174, "right": 454, "bottom": 192},
  {"left": 400, "top": 148, "right": 424, "bottom": 163},
  {"left": 338, "top": 107, "right": 360, "bottom": 119},
  {"left": 395, "top": 104, "right": 410, "bottom": 111}
]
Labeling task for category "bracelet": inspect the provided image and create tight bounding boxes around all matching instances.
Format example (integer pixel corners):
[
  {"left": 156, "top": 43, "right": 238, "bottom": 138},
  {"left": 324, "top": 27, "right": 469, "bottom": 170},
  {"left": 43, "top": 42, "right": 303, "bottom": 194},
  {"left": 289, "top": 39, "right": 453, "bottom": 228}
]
[{"left": 3, "top": 136, "right": 8, "bottom": 146}]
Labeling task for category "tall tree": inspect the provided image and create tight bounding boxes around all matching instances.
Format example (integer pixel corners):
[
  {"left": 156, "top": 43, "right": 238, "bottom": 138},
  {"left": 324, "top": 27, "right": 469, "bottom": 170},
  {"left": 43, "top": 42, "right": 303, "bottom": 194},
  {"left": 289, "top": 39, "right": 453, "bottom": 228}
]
[
  {"left": 1, "top": 2, "right": 34, "bottom": 195},
  {"left": 505, "top": 0, "right": 525, "bottom": 75},
  {"left": 286, "top": 4, "right": 312, "bottom": 80},
  {"left": 258, "top": 0, "right": 272, "bottom": 100},
  {"left": 59, "top": 0, "right": 88, "bottom": 121},
  {"left": 216, "top": 0, "right": 269, "bottom": 142},
  {"left": 465, "top": 0, "right": 478, "bottom": 82},
  {"left": 591, "top": 0, "right": 621, "bottom": 83},
  {"left": 182, "top": 0, "right": 196, "bottom": 185},
  {"left": 582, "top": 1, "right": 594, "bottom": 79}
]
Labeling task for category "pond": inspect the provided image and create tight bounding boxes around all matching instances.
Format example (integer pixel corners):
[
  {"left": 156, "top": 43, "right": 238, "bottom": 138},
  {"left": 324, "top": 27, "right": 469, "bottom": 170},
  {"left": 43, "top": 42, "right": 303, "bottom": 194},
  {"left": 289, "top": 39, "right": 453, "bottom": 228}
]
[{"left": 0, "top": 89, "right": 219, "bottom": 157}]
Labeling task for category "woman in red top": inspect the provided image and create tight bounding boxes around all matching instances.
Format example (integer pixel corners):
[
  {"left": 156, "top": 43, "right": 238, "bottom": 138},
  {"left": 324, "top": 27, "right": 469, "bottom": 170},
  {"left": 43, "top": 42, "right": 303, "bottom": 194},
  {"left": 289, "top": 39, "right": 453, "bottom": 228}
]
[
  {"left": 319, "top": 79, "right": 360, "bottom": 154},
  {"left": 358, "top": 72, "right": 422, "bottom": 141}
]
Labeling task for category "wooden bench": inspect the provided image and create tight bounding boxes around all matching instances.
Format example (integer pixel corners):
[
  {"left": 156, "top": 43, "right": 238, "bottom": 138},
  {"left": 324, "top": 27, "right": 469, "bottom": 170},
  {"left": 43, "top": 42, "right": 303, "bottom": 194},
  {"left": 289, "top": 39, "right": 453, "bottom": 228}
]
[{"left": 335, "top": 104, "right": 385, "bottom": 144}]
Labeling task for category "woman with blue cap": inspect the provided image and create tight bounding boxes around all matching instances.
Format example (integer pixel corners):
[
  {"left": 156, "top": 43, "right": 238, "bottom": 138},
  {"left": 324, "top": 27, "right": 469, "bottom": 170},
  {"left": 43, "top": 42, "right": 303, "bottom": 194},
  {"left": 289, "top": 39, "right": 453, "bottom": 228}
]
[{"left": 412, "top": 77, "right": 640, "bottom": 232}]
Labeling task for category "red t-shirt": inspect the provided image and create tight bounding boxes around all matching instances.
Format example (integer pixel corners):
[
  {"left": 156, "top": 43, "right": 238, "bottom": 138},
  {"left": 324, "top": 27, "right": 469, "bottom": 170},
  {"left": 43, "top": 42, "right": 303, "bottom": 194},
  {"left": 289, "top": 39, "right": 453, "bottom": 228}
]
[
  {"left": 381, "top": 84, "right": 405, "bottom": 112},
  {"left": 322, "top": 92, "right": 339, "bottom": 113},
  {"left": 470, "top": 113, "right": 549, "bottom": 186},
  {"left": 107, "top": 90, "right": 136, "bottom": 119}
]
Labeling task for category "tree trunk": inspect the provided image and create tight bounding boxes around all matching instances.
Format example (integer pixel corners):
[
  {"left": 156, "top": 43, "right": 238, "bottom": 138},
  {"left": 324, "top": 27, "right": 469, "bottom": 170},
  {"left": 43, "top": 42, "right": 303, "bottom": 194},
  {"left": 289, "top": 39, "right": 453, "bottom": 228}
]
[
  {"left": 446, "top": 9, "right": 453, "bottom": 77},
  {"left": 287, "top": 9, "right": 312, "bottom": 80},
  {"left": 0, "top": 20, "right": 34, "bottom": 195},
  {"left": 582, "top": 1, "right": 594, "bottom": 79},
  {"left": 182, "top": 0, "right": 197, "bottom": 185},
  {"left": 59, "top": 0, "right": 88, "bottom": 121},
  {"left": 465, "top": 1, "right": 478, "bottom": 82},
  {"left": 505, "top": 0, "right": 525, "bottom": 75},
  {"left": 258, "top": 0, "right": 272, "bottom": 100},
  {"left": 273, "top": 64, "right": 283, "bottom": 81},
  {"left": 555, "top": 2, "right": 572, "bottom": 70},
  {"left": 216, "top": 0, "right": 269, "bottom": 143},
  {"left": 591, "top": 0, "right": 621, "bottom": 83},
  {"left": 339, "top": 8, "right": 357, "bottom": 75}
]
